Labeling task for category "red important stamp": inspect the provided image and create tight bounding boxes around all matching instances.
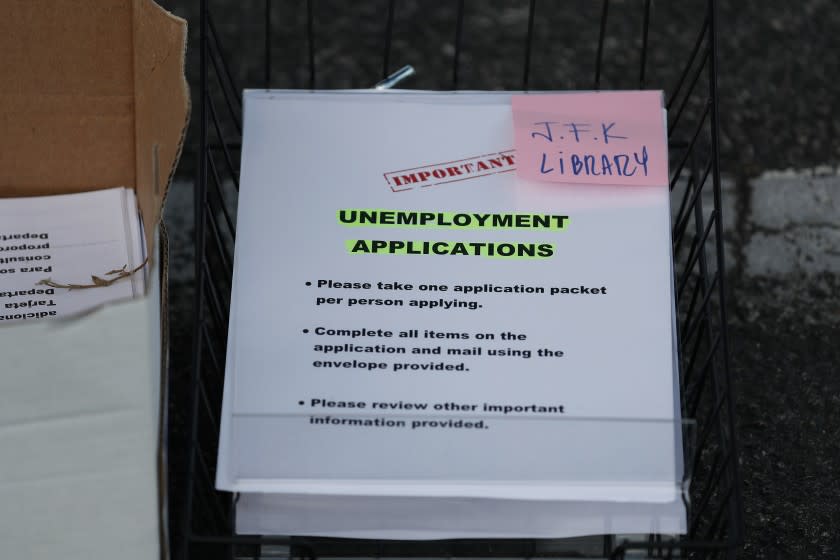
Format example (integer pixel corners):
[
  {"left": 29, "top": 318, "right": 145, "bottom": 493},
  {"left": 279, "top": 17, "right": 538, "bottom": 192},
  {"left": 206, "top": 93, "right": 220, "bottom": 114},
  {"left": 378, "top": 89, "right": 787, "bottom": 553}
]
[{"left": 384, "top": 150, "right": 516, "bottom": 192}]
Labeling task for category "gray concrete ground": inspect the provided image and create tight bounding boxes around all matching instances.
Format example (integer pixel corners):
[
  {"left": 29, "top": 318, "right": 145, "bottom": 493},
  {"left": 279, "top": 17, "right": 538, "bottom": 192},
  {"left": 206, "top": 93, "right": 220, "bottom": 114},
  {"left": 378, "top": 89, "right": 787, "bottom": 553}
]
[
  {"left": 719, "top": 171, "right": 840, "bottom": 559},
  {"left": 160, "top": 1, "right": 840, "bottom": 557}
]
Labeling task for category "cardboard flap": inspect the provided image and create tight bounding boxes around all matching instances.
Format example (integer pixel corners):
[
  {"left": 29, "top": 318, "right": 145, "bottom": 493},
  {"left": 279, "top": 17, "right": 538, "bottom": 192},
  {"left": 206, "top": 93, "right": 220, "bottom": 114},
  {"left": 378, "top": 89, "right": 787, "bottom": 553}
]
[
  {"left": 0, "top": 0, "right": 136, "bottom": 194},
  {"left": 133, "top": 0, "right": 189, "bottom": 252},
  {"left": 0, "top": 0, "right": 189, "bottom": 254}
]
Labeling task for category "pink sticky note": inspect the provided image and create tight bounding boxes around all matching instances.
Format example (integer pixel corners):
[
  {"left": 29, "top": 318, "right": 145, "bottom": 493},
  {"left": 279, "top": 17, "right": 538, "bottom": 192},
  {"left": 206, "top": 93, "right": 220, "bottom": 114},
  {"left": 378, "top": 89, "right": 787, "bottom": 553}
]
[{"left": 511, "top": 91, "right": 667, "bottom": 186}]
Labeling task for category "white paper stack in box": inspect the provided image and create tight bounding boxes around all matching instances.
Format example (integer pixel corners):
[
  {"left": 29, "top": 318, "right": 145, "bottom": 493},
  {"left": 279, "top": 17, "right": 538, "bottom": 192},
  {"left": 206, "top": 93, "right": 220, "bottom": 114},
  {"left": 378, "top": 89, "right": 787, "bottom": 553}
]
[
  {"left": 0, "top": 1, "right": 189, "bottom": 558},
  {"left": 0, "top": 187, "right": 147, "bottom": 322},
  {"left": 218, "top": 91, "right": 685, "bottom": 539}
]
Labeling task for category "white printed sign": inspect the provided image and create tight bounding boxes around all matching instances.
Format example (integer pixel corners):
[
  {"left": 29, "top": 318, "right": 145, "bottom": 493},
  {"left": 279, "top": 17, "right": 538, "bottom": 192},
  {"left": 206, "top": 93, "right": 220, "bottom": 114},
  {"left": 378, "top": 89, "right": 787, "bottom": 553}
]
[{"left": 218, "top": 91, "right": 684, "bottom": 537}]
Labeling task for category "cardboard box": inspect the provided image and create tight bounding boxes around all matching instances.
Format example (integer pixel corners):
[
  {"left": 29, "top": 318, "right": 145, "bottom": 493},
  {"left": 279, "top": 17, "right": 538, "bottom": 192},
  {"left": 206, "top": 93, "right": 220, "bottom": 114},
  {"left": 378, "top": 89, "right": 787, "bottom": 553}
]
[{"left": 0, "top": 1, "right": 189, "bottom": 558}]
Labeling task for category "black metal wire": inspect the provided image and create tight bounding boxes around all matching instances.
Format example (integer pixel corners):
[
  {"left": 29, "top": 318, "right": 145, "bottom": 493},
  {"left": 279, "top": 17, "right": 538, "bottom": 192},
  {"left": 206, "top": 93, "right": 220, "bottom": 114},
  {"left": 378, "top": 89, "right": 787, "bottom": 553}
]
[
  {"left": 452, "top": 0, "right": 465, "bottom": 89},
  {"left": 594, "top": 0, "right": 609, "bottom": 90},
  {"left": 692, "top": 148, "right": 724, "bottom": 475},
  {"left": 704, "top": 483, "right": 735, "bottom": 543},
  {"left": 208, "top": 48, "right": 242, "bottom": 136},
  {"left": 707, "top": 0, "right": 744, "bottom": 547},
  {"left": 680, "top": 272, "right": 704, "bottom": 341},
  {"left": 692, "top": 391, "right": 727, "bottom": 477},
  {"left": 681, "top": 271, "right": 719, "bottom": 350},
  {"left": 522, "top": 0, "right": 536, "bottom": 90},
  {"left": 307, "top": 0, "right": 316, "bottom": 89},
  {"left": 207, "top": 155, "right": 237, "bottom": 241},
  {"left": 181, "top": 0, "right": 208, "bottom": 557},
  {"left": 194, "top": 450, "right": 229, "bottom": 529},
  {"left": 677, "top": 251, "right": 710, "bottom": 315},
  {"left": 264, "top": 0, "right": 272, "bottom": 88},
  {"left": 691, "top": 449, "right": 732, "bottom": 536},
  {"left": 190, "top": 535, "right": 294, "bottom": 546},
  {"left": 672, "top": 149, "right": 711, "bottom": 242},
  {"left": 673, "top": 160, "right": 713, "bottom": 254},
  {"left": 202, "top": 263, "right": 229, "bottom": 335},
  {"left": 205, "top": 203, "right": 233, "bottom": 281},
  {"left": 196, "top": 380, "right": 222, "bottom": 466},
  {"left": 669, "top": 104, "right": 711, "bottom": 192},
  {"left": 639, "top": 0, "right": 651, "bottom": 88},
  {"left": 593, "top": 536, "right": 610, "bottom": 558},
  {"left": 685, "top": 353, "right": 719, "bottom": 424},
  {"left": 668, "top": 50, "right": 709, "bottom": 138},
  {"left": 208, "top": 12, "right": 242, "bottom": 107},
  {"left": 207, "top": 93, "right": 240, "bottom": 191},
  {"left": 201, "top": 322, "right": 226, "bottom": 384},
  {"left": 676, "top": 212, "right": 717, "bottom": 297},
  {"left": 681, "top": 321, "right": 709, "bottom": 392},
  {"left": 382, "top": 0, "right": 396, "bottom": 80},
  {"left": 673, "top": 190, "right": 699, "bottom": 261},
  {"left": 667, "top": 16, "right": 709, "bottom": 110},
  {"left": 190, "top": 472, "right": 225, "bottom": 534},
  {"left": 616, "top": 540, "right": 732, "bottom": 558}
]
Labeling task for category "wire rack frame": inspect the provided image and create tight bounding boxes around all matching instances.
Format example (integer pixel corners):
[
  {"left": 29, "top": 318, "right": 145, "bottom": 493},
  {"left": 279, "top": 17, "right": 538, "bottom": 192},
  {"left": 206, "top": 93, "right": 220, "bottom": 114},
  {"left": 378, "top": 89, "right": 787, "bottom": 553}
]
[{"left": 179, "top": 1, "right": 743, "bottom": 558}]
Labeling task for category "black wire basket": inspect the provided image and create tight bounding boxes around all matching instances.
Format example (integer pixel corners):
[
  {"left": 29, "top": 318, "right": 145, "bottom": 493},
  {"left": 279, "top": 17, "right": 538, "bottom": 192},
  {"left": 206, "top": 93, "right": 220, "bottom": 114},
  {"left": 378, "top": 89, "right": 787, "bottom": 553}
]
[{"left": 178, "top": 1, "right": 742, "bottom": 558}]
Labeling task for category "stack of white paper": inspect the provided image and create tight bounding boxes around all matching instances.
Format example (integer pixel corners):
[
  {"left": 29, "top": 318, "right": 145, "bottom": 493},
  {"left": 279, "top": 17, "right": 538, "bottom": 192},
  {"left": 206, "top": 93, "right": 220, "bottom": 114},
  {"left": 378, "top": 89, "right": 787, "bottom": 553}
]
[
  {"left": 218, "top": 91, "right": 685, "bottom": 539},
  {"left": 0, "top": 187, "right": 146, "bottom": 323},
  {"left": 0, "top": 186, "right": 159, "bottom": 558}
]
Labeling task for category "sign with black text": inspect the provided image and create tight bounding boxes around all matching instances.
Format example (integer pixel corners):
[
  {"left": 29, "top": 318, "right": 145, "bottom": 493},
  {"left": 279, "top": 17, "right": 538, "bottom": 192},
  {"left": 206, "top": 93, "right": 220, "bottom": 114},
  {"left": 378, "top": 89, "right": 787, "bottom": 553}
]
[{"left": 218, "top": 91, "right": 684, "bottom": 538}]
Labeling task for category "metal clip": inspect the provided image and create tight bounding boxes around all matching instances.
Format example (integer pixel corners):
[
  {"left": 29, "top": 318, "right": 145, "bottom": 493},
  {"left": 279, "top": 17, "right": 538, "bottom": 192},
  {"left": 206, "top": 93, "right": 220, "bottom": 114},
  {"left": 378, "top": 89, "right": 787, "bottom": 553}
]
[{"left": 374, "top": 65, "right": 416, "bottom": 90}]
